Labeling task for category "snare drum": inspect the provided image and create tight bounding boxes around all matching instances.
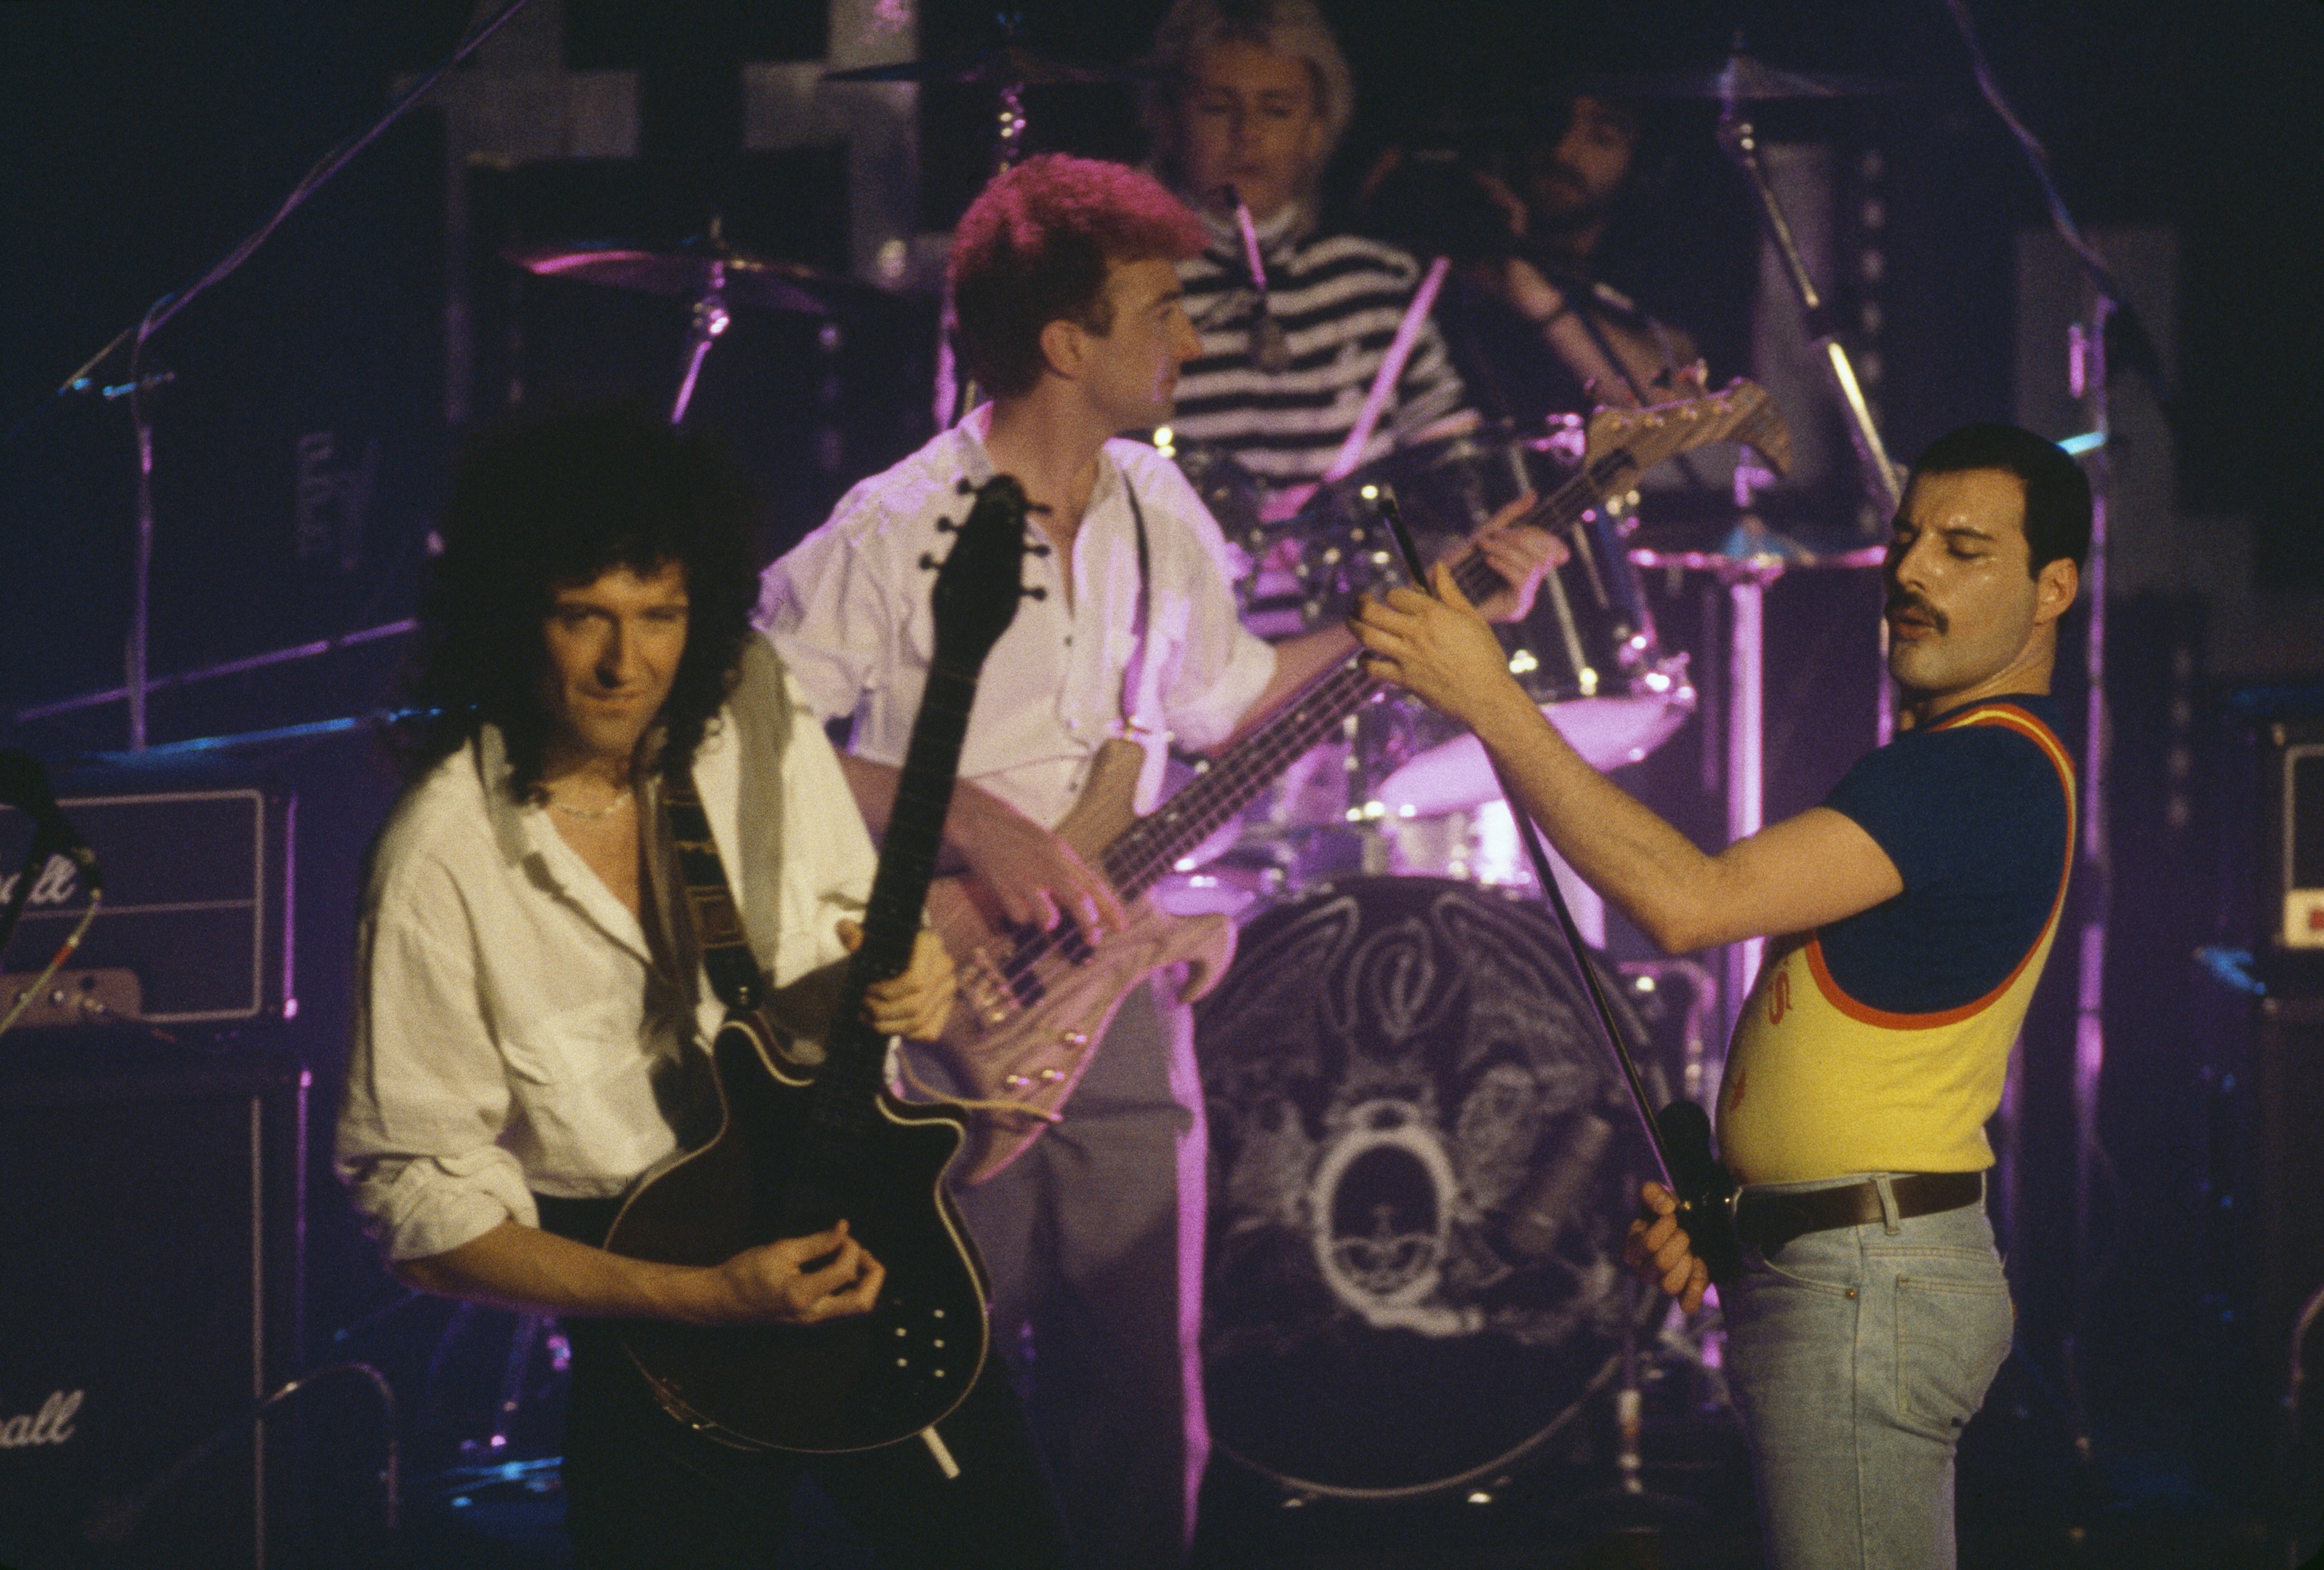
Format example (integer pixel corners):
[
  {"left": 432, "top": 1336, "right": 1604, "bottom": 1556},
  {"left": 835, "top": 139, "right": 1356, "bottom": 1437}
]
[{"left": 1195, "top": 876, "right": 1662, "bottom": 1497}]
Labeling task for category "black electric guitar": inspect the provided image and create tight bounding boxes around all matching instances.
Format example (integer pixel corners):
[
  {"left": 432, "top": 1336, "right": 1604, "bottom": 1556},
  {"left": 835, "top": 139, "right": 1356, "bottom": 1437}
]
[{"left": 603, "top": 475, "right": 1030, "bottom": 1453}]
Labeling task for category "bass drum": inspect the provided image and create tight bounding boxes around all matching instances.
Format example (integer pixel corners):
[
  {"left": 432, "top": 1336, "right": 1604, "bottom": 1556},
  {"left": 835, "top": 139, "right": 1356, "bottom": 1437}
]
[{"left": 1195, "top": 876, "right": 1661, "bottom": 1499}]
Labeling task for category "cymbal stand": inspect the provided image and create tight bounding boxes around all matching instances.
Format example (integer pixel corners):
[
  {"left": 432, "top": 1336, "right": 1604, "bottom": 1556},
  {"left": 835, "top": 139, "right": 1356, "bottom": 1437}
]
[
  {"left": 932, "top": 36, "right": 1032, "bottom": 429},
  {"left": 670, "top": 261, "right": 732, "bottom": 425},
  {"left": 1714, "top": 91, "right": 1904, "bottom": 754},
  {"left": 1712, "top": 101, "right": 1903, "bottom": 521}
]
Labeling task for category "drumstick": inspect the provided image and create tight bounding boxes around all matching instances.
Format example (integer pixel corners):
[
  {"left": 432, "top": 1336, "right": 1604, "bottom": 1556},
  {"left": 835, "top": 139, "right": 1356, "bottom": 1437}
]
[{"left": 1318, "top": 256, "right": 1450, "bottom": 486}]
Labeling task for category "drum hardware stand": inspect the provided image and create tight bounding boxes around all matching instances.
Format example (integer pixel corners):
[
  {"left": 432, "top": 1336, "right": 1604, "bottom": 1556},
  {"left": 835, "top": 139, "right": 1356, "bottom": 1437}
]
[
  {"left": 46, "top": 0, "right": 542, "bottom": 751},
  {"left": 1710, "top": 43, "right": 1906, "bottom": 761},
  {"left": 1711, "top": 58, "right": 1903, "bottom": 525},
  {"left": 669, "top": 223, "right": 734, "bottom": 426},
  {"left": 1629, "top": 472, "right": 1884, "bottom": 1048}
]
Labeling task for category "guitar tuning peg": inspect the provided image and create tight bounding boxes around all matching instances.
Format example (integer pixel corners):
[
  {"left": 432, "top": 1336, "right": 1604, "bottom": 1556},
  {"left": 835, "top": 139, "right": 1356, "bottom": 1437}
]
[
  {"left": 934, "top": 516, "right": 960, "bottom": 533},
  {"left": 1026, "top": 542, "right": 1052, "bottom": 557},
  {"left": 1022, "top": 585, "right": 1047, "bottom": 601},
  {"left": 919, "top": 552, "right": 941, "bottom": 571},
  {"left": 955, "top": 477, "right": 977, "bottom": 495}
]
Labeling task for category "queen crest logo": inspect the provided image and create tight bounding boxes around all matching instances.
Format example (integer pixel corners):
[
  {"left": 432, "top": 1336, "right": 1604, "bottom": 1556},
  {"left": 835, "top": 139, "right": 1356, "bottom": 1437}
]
[{"left": 0, "top": 1390, "right": 84, "bottom": 1449}]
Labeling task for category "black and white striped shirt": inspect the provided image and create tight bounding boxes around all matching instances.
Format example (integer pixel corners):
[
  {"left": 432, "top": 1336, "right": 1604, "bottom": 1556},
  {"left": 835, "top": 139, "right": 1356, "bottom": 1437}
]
[{"left": 1168, "top": 213, "right": 1472, "bottom": 490}]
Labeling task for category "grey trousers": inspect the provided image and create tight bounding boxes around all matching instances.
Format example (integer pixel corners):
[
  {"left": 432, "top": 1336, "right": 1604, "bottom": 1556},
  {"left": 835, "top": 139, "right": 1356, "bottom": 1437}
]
[{"left": 946, "top": 977, "right": 1211, "bottom": 1570}]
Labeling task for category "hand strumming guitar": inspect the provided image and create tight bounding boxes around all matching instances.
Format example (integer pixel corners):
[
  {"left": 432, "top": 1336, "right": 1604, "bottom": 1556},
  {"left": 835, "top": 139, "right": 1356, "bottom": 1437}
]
[
  {"left": 944, "top": 780, "right": 1127, "bottom": 940},
  {"left": 706, "top": 1220, "right": 886, "bottom": 1325}
]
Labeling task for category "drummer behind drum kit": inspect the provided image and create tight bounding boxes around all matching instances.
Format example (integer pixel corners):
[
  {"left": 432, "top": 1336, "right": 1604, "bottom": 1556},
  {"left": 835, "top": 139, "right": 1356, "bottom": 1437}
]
[{"left": 470, "top": 29, "right": 1887, "bottom": 1513}]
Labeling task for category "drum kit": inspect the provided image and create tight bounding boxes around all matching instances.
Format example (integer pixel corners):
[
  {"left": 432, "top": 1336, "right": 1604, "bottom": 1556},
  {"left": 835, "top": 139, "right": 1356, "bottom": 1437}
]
[{"left": 462, "top": 30, "right": 1891, "bottom": 1512}]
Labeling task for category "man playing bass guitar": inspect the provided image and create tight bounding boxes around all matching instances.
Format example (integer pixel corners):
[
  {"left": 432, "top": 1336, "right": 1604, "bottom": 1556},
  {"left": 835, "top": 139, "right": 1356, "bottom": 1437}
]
[
  {"left": 759, "top": 154, "right": 1559, "bottom": 1567},
  {"left": 335, "top": 407, "right": 1068, "bottom": 1569}
]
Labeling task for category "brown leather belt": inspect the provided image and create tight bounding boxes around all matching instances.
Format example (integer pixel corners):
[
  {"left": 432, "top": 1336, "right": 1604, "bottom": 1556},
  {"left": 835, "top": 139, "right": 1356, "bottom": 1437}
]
[{"left": 1733, "top": 1171, "right": 1985, "bottom": 1258}]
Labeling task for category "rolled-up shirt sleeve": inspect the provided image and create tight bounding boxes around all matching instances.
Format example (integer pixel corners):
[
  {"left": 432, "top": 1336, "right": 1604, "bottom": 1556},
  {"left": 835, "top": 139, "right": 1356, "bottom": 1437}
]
[
  {"left": 336, "top": 863, "right": 539, "bottom": 1263},
  {"left": 756, "top": 506, "right": 896, "bottom": 726}
]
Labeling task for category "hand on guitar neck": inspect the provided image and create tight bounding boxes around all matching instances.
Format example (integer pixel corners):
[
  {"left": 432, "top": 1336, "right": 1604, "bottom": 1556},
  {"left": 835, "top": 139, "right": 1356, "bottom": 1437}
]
[{"left": 835, "top": 752, "right": 1126, "bottom": 939}]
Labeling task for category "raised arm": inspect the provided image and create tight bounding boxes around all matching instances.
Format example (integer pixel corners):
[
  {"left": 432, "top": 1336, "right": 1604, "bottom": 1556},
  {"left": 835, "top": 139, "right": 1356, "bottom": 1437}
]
[{"left": 1352, "top": 564, "right": 1903, "bottom": 953}]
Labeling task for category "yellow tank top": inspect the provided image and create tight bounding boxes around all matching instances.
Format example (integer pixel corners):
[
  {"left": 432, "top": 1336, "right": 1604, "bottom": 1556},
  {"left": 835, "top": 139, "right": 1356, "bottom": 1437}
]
[{"left": 1715, "top": 704, "right": 2076, "bottom": 1184}]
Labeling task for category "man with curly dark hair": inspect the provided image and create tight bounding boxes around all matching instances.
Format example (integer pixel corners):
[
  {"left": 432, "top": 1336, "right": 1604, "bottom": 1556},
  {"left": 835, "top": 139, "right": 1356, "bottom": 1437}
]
[{"left": 337, "top": 406, "right": 1067, "bottom": 1568}]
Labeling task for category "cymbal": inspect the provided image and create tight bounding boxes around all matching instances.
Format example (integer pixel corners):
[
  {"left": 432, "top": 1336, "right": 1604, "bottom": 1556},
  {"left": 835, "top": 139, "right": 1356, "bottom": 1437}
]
[
  {"left": 1585, "top": 51, "right": 1894, "bottom": 104},
  {"left": 501, "top": 230, "right": 836, "bottom": 317},
  {"left": 824, "top": 45, "right": 1148, "bottom": 89}
]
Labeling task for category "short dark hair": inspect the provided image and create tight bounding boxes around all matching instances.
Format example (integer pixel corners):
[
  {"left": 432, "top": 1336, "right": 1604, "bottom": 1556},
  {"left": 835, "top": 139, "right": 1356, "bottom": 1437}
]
[
  {"left": 949, "top": 154, "right": 1208, "bottom": 399},
  {"left": 401, "top": 404, "right": 760, "bottom": 798},
  {"left": 1907, "top": 422, "right": 2093, "bottom": 574}
]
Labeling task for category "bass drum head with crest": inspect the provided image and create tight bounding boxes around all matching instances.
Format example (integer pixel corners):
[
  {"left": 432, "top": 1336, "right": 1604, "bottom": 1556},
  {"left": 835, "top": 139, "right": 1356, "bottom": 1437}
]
[{"left": 1194, "top": 876, "right": 1659, "bottom": 1498}]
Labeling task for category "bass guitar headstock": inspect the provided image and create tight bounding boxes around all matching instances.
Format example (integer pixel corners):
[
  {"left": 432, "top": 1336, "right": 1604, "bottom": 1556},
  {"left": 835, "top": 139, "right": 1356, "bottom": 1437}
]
[{"left": 1584, "top": 377, "right": 1793, "bottom": 481}]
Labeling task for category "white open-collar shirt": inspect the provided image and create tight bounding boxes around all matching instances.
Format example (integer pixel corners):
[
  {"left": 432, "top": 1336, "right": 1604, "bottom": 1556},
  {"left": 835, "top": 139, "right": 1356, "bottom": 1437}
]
[
  {"left": 758, "top": 404, "right": 1278, "bottom": 828},
  {"left": 335, "top": 641, "right": 874, "bottom": 1262}
]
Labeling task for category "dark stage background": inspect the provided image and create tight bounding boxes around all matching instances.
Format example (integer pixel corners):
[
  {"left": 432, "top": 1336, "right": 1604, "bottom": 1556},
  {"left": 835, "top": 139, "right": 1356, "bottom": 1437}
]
[{"left": 1, "top": 0, "right": 2320, "bottom": 1566}]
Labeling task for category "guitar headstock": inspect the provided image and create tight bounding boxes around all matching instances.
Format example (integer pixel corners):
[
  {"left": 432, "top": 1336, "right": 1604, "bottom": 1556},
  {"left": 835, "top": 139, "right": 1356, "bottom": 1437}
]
[
  {"left": 1584, "top": 378, "right": 1793, "bottom": 480},
  {"left": 926, "top": 474, "right": 1033, "bottom": 672}
]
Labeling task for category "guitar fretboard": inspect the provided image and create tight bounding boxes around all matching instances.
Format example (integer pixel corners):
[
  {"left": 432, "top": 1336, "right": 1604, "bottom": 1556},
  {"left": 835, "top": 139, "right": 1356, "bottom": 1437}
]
[
  {"left": 813, "top": 659, "right": 982, "bottom": 1133},
  {"left": 1098, "top": 447, "right": 1643, "bottom": 899}
]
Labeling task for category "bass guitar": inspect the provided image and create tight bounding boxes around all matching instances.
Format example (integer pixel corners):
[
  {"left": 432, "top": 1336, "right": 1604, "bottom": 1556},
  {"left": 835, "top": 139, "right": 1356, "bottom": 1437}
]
[
  {"left": 604, "top": 474, "right": 1030, "bottom": 1453},
  {"left": 924, "top": 381, "right": 1791, "bottom": 1184}
]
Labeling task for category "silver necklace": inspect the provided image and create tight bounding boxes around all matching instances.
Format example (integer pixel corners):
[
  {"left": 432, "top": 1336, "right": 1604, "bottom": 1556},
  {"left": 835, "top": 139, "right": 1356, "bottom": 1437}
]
[{"left": 548, "top": 785, "right": 633, "bottom": 821}]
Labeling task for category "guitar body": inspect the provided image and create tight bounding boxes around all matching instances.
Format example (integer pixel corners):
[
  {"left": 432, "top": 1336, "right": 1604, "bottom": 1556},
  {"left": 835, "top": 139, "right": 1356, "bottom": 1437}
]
[
  {"left": 927, "top": 740, "right": 1236, "bottom": 1185},
  {"left": 605, "top": 1012, "right": 990, "bottom": 1452},
  {"left": 599, "top": 473, "right": 1038, "bottom": 1454}
]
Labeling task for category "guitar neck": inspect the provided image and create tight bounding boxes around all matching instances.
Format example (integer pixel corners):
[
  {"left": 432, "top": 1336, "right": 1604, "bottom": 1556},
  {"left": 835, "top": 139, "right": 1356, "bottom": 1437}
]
[
  {"left": 1097, "top": 448, "right": 1646, "bottom": 902},
  {"left": 817, "top": 660, "right": 979, "bottom": 1115}
]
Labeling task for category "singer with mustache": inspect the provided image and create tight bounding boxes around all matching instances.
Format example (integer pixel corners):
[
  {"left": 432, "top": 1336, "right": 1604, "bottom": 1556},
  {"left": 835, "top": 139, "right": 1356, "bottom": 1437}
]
[{"left": 1352, "top": 423, "right": 2089, "bottom": 1570}]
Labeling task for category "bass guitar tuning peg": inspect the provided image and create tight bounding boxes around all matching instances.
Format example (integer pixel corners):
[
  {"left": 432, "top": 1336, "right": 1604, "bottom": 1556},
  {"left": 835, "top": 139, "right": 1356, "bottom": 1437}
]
[
  {"left": 919, "top": 552, "right": 941, "bottom": 571},
  {"left": 955, "top": 477, "right": 977, "bottom": 495},
  {"left": 934, "top": 516, "right": 960, "bottom": 533},
  {"left": 1022, "top": 585, "right": 1047, "bottom": 601},
  {"left": 1026, "top": 542, "right": 1051, "bottom": 558}
]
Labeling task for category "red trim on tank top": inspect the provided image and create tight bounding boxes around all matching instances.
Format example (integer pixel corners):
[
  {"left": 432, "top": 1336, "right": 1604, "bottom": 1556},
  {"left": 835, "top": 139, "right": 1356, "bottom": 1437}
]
[{"left": 1803, "top": 703, "right": 2076, "bottom": 1029}]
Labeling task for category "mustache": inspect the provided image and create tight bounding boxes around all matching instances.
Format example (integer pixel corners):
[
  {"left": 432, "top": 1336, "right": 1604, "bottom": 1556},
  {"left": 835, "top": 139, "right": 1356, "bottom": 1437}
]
[{"left": 1885, "top": 593, "right": 1946, "bottom": 633}]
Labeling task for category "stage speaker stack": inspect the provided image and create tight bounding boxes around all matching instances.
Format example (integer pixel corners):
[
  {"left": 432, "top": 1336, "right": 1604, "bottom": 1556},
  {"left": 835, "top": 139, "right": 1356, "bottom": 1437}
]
[
  {"left": 0, "top": 1043, "right": 308, "bottom": 1568},
  {"left": 0, "top": 781, "right": 308, "bottom": 1566},
  {"left": 2253, "top": 718, "right": 2324, "bottom": 1453}
]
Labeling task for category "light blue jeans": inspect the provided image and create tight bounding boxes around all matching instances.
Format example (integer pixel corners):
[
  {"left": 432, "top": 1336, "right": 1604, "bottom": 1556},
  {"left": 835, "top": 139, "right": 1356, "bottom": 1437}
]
[{"left": 1721, "top": 1175, "right": 2014, "bottom": 1570}]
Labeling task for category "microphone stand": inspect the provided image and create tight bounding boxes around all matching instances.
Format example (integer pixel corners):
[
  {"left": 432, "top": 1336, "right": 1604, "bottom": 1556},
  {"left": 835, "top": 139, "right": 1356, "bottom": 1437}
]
[
  {"left": 1373, "top": 492, "right": 1742, "bottom": 1283},
  {"left": 48, "top": 0, "right": 542, "bottom": 750}
]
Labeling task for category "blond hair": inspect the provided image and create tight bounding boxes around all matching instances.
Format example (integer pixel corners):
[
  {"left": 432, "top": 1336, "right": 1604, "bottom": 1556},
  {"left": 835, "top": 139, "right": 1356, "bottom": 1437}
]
[{"left": 1142, "top": 0, "right": 1355, "bottom": 197}]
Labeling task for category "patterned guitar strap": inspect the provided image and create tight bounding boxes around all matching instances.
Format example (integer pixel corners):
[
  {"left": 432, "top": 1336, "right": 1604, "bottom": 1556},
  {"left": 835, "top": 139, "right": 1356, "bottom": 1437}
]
[{"left": 659, "top": 764, "right": 767, "bottom": 1019}]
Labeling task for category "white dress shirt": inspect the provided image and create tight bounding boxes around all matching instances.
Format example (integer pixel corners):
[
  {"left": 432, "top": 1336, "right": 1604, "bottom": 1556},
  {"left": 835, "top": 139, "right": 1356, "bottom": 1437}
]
[
  {"left": 757, "top": 404, "right": 1278, "bottom": 828},
  {"left": 335, "top": 639, "right": 875, "bottom": 1262}
]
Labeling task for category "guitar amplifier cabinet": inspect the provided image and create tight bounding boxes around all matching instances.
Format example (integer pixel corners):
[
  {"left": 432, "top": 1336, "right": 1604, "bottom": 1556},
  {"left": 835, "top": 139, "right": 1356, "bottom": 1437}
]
[
  {"left": 0, "top": 785, "right": 293, "bottom": 1025},
  {"left": 2270, "top": 718, "right": 2324, "bottom": 953},
  {"left": 0, "top": 1042, "right": 307, "bottom": 1569}
]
